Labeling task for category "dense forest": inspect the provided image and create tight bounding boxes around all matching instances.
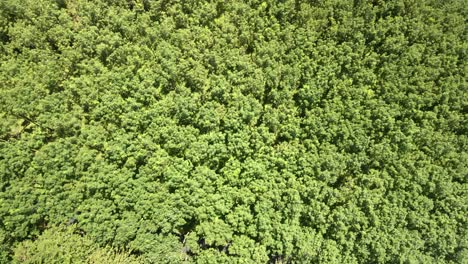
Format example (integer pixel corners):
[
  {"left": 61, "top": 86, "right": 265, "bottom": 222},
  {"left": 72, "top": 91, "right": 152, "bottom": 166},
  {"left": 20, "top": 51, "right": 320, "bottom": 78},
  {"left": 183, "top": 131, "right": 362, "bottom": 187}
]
[{"left": 0, "top": 0, "right": 466, "bottom": 263}]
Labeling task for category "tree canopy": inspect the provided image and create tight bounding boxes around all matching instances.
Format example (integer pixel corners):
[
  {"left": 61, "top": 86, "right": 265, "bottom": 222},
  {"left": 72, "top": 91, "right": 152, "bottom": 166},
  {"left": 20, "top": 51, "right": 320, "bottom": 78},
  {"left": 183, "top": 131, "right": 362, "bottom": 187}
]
[{"left": 0, "top": 0, "right": 466, "bottom": 263}]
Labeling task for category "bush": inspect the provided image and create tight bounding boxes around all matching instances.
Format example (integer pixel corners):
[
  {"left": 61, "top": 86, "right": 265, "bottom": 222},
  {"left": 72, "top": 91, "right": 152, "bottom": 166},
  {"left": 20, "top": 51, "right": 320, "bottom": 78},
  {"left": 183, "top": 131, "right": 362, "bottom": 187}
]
[{"left": 13, "top": 225, "right": 142, "bottom": 264}]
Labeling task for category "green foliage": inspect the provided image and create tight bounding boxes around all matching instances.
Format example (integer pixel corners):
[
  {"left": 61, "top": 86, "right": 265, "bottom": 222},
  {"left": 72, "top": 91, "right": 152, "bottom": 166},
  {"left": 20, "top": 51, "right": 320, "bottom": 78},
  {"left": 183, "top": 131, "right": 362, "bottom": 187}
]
[
  {"left": 0, "top": 0, "right": 466, "bottom": 263},
  {"left": 12, "top": 225, "right": 142, "bottom": 264}
]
